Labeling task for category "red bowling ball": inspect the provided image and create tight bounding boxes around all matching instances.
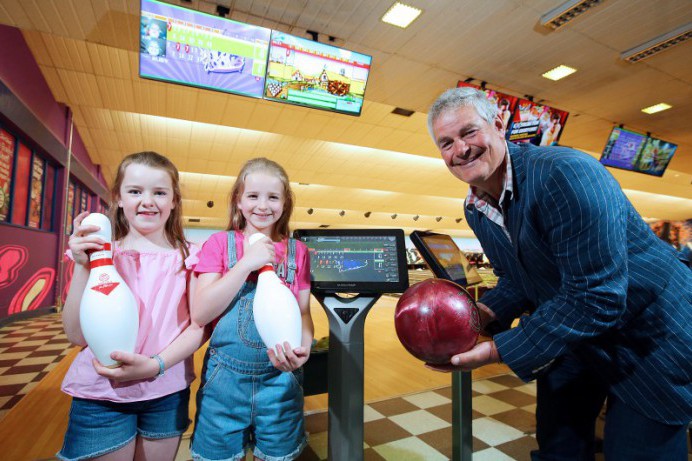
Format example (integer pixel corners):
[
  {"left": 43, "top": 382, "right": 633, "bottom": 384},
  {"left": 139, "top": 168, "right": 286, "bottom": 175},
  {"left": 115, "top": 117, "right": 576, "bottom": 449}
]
[{"left": 394, "top": 278, "right": 481, "bottom": 364}]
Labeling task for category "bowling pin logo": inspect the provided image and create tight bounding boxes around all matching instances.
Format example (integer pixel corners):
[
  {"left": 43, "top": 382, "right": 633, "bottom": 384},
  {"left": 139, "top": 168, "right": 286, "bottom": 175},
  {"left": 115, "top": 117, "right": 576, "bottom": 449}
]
[
  {"left": 248, "top": 233, "right": 302, "bottom": 350},
  {"left": 79, "top": 213, "right": 139, "bottom": 368}
]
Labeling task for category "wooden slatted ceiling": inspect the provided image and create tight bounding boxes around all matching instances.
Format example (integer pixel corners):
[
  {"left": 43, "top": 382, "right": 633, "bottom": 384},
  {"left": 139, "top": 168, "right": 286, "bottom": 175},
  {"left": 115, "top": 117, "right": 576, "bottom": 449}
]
[{"left": 0, "top": 0, "right": 690, "bottom": 235}]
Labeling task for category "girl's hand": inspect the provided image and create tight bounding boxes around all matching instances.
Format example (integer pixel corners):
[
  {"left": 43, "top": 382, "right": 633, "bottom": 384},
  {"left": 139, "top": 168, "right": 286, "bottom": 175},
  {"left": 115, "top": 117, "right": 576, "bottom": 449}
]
[
  {"left": 92, "top": 351, "right": 160, "bottom": 382},
  {"left": 268, "top": 342, "right": 310, "bottom": 372},
  {"left": 69, "top": 212, "right": 105, "bottom": 266},
  {"left": 241, "top": 235, "right": 275, "bottom": 272}
]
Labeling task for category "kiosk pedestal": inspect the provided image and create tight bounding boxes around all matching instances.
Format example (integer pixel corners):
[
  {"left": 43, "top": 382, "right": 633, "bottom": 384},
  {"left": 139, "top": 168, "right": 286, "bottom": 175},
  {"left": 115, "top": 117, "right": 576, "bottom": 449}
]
[
  {"left": 314, "top": 294, "right": 380, "bottom": 461},
  {"left": 295, "top": 228, "right": 409, "bottom": 461}
]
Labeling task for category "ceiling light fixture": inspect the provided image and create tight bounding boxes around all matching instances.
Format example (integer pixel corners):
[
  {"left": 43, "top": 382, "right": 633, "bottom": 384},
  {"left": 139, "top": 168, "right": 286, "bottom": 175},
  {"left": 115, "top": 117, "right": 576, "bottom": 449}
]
[
  {"left": 307, "top": 208, "right": 314, "bottom": 215},
  {"left": 364, "top": 211, "right": 372, "bottom": 218},
  {"left": 391, "top": 214, "right": 398, "bottom": 219},
  {"left": 339, "top": 210, "right": 346, "bottom": 216},
  {"left": 641, "top": 103, "right": 672, "bottom": 115},
  {"left": 435, "top": 216, "right": 442, "bottom": 222},
  {"left": 391, "top": 107, "right": 415, "bottom": 117},
  {"left": 381, "top": 2, "right": 422, "bottom": 28},
  {"left": 455, "top": 218, "right": 463, "bottom": 223},
  {"left": 540, "top": 0, "right": 605, "bottom": 30},
  {"left": 621, "top": 22, "right": 692, "bottom": 63},
  {"left": 542, "top": 65, "right": 577, "bottom": 81},
  {"left": 413, "top": 215, "right": 419, "bottom": 221}
]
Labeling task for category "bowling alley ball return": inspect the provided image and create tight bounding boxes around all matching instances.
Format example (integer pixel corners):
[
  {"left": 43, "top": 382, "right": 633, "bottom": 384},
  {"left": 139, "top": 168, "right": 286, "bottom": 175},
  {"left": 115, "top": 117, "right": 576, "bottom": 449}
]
[{"left": 294, "top": 229, "right": 409, "bottom": 461}]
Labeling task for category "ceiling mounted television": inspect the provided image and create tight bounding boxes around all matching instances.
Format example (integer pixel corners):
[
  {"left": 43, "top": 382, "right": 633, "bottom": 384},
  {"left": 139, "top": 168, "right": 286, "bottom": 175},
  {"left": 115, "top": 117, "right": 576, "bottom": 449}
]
[
  {"left": 599, "top": 126, "right": 677, "bottom": 177},
  {"left": 410, "top": 231, "right": 482, "bottom": 287},
  {"left": 264, "top": 31, "right": 372, "bottom": 116},
  {"left": 139, "top": 0, "right": 271, "bottom": 98},
  {"left": 506, "top": 98, "right": 569, "bottom": 147},
  {"left": 457, "top": 81, "right": 519, "bottom": 131},
  {"left": 293, "top": 229, "right": 409, "bottom": 294}
]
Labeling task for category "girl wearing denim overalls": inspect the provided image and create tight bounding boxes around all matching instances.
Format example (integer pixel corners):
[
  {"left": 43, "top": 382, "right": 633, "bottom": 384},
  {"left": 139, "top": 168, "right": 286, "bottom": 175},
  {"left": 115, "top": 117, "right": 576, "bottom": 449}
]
[{"left": 190, "top": 158, "right": 314, "bottom": 461}]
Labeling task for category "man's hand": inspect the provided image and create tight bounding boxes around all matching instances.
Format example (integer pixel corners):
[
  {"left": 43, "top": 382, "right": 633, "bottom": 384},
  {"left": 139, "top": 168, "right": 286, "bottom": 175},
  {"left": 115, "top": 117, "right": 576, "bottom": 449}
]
[
  {"left": 476, "top": 302, "right": 498, "bottom": 336},
  {"left": 425, "top": 340, "right": 501, "bottom": 372}
]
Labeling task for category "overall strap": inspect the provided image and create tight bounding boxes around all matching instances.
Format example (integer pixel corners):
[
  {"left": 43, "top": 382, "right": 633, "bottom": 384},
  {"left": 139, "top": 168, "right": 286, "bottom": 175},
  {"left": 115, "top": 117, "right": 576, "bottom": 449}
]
[
  {"left": 286, "top": 237, "right": 297, "bottom": 285},
  {"left": 227, "top": 231, "right": 237, "bottom": 269}
]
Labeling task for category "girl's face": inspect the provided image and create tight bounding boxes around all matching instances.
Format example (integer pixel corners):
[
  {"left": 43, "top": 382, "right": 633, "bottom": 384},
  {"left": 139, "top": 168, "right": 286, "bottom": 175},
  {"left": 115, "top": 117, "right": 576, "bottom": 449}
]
[
  {"left": 237, "top": 172, "right": 285, "bottom": 236},
  {"left": 118, "top": 163, "right": 175, "bottom": 238}
]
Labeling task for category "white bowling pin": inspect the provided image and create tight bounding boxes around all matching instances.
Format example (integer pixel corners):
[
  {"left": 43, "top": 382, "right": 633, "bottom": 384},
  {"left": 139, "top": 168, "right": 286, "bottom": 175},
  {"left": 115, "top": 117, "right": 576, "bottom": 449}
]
[
  {"left": 79, "top": 213, "right": 139, "bottom": 368},
  {"left": 248, "top": 233, "right": 302, "bottom": 350}
]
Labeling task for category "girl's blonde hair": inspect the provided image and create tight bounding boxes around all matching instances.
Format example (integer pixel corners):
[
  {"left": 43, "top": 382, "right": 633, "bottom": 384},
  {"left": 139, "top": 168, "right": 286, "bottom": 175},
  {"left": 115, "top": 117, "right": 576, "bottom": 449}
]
[
  {"left": 227, "top": 157, "right": 295, "bottom": 240},
  {"left": 109, "top": 151, "right": 189, "bottom": 264}
]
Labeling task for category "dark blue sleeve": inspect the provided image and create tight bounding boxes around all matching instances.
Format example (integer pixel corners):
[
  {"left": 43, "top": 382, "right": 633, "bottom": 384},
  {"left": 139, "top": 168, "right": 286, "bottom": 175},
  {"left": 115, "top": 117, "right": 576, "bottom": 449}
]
[{"left": 495, "top": 157, "right": 629, "bottom": 380}]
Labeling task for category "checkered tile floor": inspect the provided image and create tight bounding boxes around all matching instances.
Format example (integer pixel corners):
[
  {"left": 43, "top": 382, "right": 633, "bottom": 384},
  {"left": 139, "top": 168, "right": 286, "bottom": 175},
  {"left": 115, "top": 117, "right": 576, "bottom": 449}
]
[
  {"left": 3, "top": 315, "right": 689, "bottom": 460},
  {"left": 0, "top": 313, "right": 72, "bottom": 420},
  {"left": 298, "top": 375, "right": 541, "bottom": 461}
]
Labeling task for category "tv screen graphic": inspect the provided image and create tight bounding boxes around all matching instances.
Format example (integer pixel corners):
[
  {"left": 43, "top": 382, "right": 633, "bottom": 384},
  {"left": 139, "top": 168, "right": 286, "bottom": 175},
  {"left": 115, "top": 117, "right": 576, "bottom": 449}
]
[
  {"left": 599, "top": 127, "right": 677, "bottom": 177},
  {"left": 264, "top": 31, "right": 372, "bottom": 116},
  {"left": 139, "top": 0, "right": 271, "bottom": 98},
  {"left": 506, "top": 98, "right": 569, "bottom": 146},
  {"left": 457, "top": 81, "right": 519, "bottom": 131}
]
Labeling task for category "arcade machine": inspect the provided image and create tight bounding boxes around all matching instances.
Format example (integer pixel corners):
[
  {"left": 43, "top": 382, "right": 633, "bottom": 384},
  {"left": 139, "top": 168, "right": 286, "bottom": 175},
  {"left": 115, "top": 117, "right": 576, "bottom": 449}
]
[
  {"left": 410, "top": 230, "right": 483, "bottom": 461},
  {"left": 294, "top": 229, "right": 409, "bottom": 461}
]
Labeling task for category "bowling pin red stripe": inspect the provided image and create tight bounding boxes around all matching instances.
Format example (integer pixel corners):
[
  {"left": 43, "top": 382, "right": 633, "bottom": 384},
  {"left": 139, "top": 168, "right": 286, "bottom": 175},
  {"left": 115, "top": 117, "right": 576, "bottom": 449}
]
[
  {"left": 88, "top": 243, "right": 113, "bottom": 268},
  {"left": 258, "top": 265, "right": 274, "bottom": 274},
  {"left": 90, "top": 258, "right": 114, "bottom": 268}
]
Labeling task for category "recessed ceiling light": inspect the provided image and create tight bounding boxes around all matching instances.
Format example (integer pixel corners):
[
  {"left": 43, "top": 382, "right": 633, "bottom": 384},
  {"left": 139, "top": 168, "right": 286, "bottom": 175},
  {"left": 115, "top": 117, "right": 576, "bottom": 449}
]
[
  {"left": 542, "top": 65, "right": 577, "bottom": 81},
  {"left": 381, "top": 2, "right": 422, "bottom": 28},
  {"left": 641, "top": 103, "right": 672, "bottom": 114}
]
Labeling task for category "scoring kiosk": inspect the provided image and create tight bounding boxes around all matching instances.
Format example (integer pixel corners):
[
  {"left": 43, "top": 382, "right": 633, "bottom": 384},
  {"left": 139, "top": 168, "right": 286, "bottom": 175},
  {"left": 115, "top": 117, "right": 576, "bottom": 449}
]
[
  {"left": 294, "top": 229, "right": 409, "bottom": 461},
  {"left": 410, "top": 230, "right": 483, "bottom": 461}
]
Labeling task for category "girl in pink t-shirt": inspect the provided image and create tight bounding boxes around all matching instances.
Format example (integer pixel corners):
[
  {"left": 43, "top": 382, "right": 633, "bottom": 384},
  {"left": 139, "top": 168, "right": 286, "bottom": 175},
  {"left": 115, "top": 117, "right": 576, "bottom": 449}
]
[
  {"left": 58, "top": 152, "right": 208, "bottom": 461},
  {"left": 190, "top": 157, "right": 313, "bottom": 461}
]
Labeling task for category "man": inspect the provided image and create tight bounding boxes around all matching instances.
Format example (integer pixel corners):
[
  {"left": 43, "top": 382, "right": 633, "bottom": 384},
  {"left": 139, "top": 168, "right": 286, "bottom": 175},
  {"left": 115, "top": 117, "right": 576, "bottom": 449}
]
[{"left": 427, "top": 87, "right": 691, "bottom": 460}]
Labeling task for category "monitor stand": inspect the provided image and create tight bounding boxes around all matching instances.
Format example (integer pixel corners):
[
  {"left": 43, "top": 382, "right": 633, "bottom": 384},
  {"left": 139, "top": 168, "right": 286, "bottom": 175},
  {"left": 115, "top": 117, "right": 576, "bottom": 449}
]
[{"left": 313, "top": 292, "right": 381, "bottom": 461}]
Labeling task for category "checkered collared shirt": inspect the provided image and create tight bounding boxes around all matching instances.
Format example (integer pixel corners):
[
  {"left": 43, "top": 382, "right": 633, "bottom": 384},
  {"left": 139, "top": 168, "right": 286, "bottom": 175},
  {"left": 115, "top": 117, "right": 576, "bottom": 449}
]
[{"left": 465, "top": 147, "right": 514, "bottom": 240}]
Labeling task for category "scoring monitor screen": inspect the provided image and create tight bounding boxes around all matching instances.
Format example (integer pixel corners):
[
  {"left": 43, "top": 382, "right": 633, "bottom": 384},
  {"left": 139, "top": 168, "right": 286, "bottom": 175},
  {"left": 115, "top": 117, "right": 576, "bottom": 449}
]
[
  {"left": 294, "top": 229, "right": 409, "bottom": 294},
  {"left": 410, "top": 231, "right": 482, "bottom": 287}
]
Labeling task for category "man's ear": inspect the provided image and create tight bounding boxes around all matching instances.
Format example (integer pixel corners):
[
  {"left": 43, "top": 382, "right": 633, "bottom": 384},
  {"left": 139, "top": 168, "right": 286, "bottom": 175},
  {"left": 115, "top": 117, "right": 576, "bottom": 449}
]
[{"left": 493, "top": 114, "right": 506, "bottom": 137}]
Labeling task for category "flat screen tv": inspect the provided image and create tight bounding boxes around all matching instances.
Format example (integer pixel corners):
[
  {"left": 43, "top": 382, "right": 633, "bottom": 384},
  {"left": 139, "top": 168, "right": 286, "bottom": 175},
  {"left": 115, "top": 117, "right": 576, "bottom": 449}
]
[
  {"left": 410, "top": 230, "right": 482, "bottom": 287},
  {"left": 293, "top": 229, "right": 409, "bottom": 294},
  {"left": 506, "top": 98, "right": 569, "bottom": 146},
  {"left": 457, "top": 81, "right": 519, "bottom": 131},
  {"left": 599, "top": 126, "right": 677, "bottom": 177},
  {"left": 264, "top": 31, "right": 372, "bottom": 116},
  {"left": 139, "top": 0, "right": 271, "bottom": 98}
]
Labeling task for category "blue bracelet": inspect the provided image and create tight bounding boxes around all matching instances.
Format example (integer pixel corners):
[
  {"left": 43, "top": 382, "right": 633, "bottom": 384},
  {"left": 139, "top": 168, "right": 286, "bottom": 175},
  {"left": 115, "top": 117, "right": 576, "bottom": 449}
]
[{"left": 151, "top": 354, "right": 165, "bottom": 378}]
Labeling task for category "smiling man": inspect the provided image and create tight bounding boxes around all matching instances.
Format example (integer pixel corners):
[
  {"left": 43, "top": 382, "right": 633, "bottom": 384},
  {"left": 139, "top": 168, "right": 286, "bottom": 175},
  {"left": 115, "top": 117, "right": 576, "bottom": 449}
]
[{"left": 426, "top": 87, "right": 692, "bottom": 460}]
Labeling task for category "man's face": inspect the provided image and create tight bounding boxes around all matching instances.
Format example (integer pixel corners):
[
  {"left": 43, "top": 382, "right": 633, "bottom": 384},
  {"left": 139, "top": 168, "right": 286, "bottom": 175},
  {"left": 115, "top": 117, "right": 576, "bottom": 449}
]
[{"left": 432, "top": 105, "right": 507, "bottom": 192}]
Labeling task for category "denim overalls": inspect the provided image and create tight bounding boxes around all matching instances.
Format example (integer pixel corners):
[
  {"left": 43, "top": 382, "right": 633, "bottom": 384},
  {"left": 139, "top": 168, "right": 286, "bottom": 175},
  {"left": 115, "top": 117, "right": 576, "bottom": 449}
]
[{"left": 191, "top": 232, "right": 306, "bottom": 461}]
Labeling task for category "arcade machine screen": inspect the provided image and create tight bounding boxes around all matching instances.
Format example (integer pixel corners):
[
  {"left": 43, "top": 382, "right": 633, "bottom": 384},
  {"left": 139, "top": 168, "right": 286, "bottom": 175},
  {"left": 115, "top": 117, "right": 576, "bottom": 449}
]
[
  {"left": 139, "top": 0, "right": 271, "bottom": 98},
  {"left": 410, "top": 231, "right": 482, "bottom": 287},
  {"left": 264, "top": 31, "right": 372, "bottom": 116},
  {"left": 294, "top": 229, "right": 409, "bottom": 294}
]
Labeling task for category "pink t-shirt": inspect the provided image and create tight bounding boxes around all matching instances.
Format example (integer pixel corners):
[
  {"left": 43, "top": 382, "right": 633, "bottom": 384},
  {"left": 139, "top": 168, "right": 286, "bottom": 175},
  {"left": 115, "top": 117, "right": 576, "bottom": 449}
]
[
  {"left": 193, "top": 231, "right": 311, "bottom": 300},
  {"left": 61, "top": 244, "right": 199, "bottom": 402}
]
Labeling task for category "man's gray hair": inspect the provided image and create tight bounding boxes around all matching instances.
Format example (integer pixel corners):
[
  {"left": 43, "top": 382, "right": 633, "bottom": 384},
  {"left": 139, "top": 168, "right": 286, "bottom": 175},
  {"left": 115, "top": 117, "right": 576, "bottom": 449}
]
[{"left": 427, "top": 87, "right": 498, "bottom": 140}]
